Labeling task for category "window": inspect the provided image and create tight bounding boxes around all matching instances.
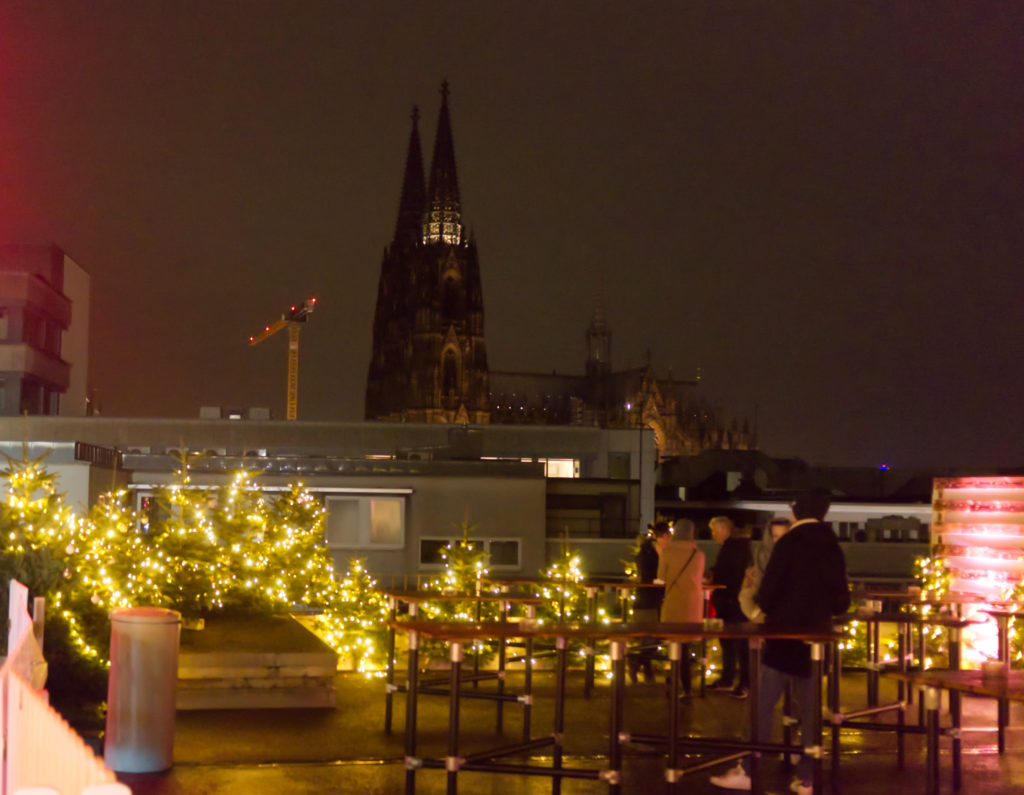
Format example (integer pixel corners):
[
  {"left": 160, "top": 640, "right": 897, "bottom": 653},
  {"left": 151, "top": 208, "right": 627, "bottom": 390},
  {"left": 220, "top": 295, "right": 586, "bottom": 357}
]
[
  {"left": 419, "top": 537, "right": 520, "bottom": 569},
  {"left": 443, "top": 349, "right": 458, "bottom": 396},
  {"left": 541, "top": 458, "right": 578, "bottom": 478},
  {"left": 325, "top": 496, "right": 405, "bottom": 549},
  {"left": 599, "top": 495, "right": 628, "bottom": 538},
  {"left": 488, "top": 540, "right": 520, "bottom": 567},
  {"left": 607, "top": 452, "right": 631, "bottom": 479}
]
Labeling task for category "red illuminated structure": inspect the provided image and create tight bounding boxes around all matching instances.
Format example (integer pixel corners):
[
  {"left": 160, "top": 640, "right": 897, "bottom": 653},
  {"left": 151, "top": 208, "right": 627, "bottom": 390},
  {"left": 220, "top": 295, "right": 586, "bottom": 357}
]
[{"left": 932, "top": 476, "right": 1024, "bottom": 599}]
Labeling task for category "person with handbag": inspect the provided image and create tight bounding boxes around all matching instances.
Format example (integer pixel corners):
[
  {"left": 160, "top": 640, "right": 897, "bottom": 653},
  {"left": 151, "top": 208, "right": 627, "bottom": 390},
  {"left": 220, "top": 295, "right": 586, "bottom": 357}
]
[
  {"left": 656, "top": 518, "right": 705, "bottom": 697},
  {"left": 738, "top": 518, "right": 793, "bottom": 623}
]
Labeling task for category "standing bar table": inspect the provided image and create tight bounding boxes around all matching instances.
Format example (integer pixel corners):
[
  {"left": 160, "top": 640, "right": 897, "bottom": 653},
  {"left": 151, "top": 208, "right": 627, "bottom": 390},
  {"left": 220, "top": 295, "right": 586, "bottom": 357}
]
[
  {"left": 982, "top": 607, "right": 1024, "bottom": 752},
  {"left": 886, "top": 669, "right": 1024, "bottom": 795},
  {"left": 389, "top": 618, "right": 839, "bottom": 795},
  {"left": 379, "top": 588, "right": 542, "bottom": 735}
]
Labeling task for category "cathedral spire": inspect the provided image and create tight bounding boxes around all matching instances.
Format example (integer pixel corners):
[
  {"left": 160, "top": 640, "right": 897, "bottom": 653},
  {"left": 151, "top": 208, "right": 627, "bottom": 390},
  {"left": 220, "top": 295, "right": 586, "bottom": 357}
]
[
  {"left": 424, "top": 80, "right": 463, "bottom": 245},
  {"left": 394, "top": 106, "right": 426, "bottom": 245},
  {"left": 586, "top": 302, "right": 612, "bottom": 379}
]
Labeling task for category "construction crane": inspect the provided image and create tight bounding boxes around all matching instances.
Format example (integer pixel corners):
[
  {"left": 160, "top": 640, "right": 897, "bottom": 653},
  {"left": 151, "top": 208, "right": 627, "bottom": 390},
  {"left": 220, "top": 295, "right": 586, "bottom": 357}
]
[{"left": 248, "top": 297, "right": 316, "bottom": 421}]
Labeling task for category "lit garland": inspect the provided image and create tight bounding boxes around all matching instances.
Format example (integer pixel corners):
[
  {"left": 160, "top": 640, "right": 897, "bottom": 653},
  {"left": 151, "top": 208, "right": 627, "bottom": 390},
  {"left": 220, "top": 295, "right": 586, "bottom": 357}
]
[{"left": 0, "top": 455, "right": 390, "bottom": 676}]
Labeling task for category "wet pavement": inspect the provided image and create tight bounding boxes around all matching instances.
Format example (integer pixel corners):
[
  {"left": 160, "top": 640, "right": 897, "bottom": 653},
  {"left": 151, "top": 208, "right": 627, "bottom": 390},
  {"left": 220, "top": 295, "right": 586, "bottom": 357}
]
[{"left": 116, "top": 670, "right": 1024, "bottom": 794}]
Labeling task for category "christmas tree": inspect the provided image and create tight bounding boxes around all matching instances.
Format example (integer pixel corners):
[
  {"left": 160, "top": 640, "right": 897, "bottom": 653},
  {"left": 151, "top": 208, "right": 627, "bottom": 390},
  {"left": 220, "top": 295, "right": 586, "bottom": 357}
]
[{"left": 0, "top": 447, "right": 79, "bottom": 627}]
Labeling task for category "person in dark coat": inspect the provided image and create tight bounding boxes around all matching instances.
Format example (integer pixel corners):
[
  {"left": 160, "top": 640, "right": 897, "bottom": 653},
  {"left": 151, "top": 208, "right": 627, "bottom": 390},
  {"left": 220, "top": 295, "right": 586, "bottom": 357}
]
[
  {"left": 706, "top": 516, "right": 752, "bottom": 698},
  {"left": 628, "top": 522, "right": 669, "bottom": 684},
  {"left": 710, "top": 489, "right": 850, "bottom": 794}
]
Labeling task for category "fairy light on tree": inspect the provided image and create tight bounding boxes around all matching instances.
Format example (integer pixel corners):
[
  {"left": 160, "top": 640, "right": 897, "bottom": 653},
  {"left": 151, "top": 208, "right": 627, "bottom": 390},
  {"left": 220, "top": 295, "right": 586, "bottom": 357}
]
[
  {"left": 0, "top": 448, "right": 79, "bottom": 618},
  {"left": 539, "top": 529, "right": 587, "bottom": 622},
  {"left": 0, "top": 455, "right": 392, "bottom": 678}
]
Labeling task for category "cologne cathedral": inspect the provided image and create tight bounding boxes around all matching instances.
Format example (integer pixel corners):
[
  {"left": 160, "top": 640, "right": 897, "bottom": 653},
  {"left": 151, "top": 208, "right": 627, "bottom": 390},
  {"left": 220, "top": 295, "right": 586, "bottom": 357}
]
[
  {"left": 365, "top": 84, "right": 753, "bottom": 460},
  {"left": 364, "top": 83, "right": 490, "bottom": 425}
]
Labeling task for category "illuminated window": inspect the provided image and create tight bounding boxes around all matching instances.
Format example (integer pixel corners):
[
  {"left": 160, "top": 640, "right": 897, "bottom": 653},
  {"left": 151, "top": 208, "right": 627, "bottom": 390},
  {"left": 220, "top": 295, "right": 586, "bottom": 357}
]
[
  {"left": 541, "top": 459, "right": 578, "bottom": 478},
  {"left": 326, "top": 496, "right": 405, "bottom": 549}
]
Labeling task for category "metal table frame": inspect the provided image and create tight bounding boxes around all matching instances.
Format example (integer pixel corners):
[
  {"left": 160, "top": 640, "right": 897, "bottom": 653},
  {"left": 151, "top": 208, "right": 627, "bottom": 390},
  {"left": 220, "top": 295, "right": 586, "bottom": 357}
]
[
  {"left": 381, "top": 589, "right": 542, "bottom": 735},
  {"left": 389, "top": 619, "right": 838, "bottom": 795},
  {"left": 886, "top": 669, "right": 1024, "bottom": 795}
]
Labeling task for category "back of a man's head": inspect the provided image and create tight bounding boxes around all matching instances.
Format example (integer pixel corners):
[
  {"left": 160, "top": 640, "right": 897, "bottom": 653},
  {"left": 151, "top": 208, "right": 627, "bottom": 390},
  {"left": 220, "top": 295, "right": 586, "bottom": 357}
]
[
  {"left": 792, "top": 489, "right": 832, "bottom": 521},
  {"left": 673, "top": 518, "right": 696, "bottom": 541}
]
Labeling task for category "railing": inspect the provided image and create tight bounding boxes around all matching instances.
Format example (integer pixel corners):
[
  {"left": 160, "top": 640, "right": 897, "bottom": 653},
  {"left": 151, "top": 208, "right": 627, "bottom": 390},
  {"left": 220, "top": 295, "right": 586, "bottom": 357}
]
[{"left": 2, "top": 580, "right": 129, "bottom": 795}]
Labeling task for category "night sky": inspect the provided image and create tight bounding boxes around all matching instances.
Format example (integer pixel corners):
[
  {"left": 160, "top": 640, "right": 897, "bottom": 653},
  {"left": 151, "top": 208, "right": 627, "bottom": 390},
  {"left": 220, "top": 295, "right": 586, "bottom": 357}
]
[{"left": 0, "top": 3, "right": 1020, "bottom": 470}]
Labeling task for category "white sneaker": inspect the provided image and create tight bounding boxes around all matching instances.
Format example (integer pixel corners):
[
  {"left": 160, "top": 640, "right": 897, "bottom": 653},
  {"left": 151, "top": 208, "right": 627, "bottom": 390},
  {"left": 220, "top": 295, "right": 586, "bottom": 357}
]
[
  {"left": 789, "top": 777, "right": 812, "bottom": 794},
  {"left": 710, "top": 763, "right": 751, "bottom": 790}
]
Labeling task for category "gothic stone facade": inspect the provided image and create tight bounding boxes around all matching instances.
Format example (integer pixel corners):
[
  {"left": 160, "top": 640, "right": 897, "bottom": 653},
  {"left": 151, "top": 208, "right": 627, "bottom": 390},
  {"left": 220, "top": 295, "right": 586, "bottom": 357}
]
[{"left": 365, "top": 85, "right": 490, "bottom": 425}]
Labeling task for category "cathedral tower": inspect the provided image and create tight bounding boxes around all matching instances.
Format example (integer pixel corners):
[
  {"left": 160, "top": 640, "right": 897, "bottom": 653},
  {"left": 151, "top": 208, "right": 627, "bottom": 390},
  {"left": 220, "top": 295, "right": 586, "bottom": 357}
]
[{"left": 365, "top": 84, "right": 490, "bottom": 424}]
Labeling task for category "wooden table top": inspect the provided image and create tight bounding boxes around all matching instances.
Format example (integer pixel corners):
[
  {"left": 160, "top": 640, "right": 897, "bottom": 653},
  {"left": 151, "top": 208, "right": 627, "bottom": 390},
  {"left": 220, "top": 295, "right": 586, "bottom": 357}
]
[
  {"left": 858, "top": 592, "right": 987, "bottom": 605},
  {"left": 982, "top": 608, "right": 1024, "bottom": 621},
  {"left": 485, "top": 578, "right": 724, "bottom": 591},
  {"left": 854, "top": 612, "right": 980, "bottom": 629},
  {"left": 378, "top": 588, "right": 543, "bottom": 604},
  {"left": 887, "top": 669, "right": 1024, "bottom": 702},
  {"left": 386, "top": 618, "right": 842, "bottom": 642}
]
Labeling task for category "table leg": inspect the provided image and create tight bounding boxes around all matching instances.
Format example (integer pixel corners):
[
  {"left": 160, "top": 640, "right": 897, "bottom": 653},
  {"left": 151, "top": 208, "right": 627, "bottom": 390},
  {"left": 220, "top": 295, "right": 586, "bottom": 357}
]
[
  {"left": 917, "top": 622, "right": 926, "bottom": 726},
  {"left": 385, "top": 596, "right": 398, "bottom": 734},
  {"left": 666, "top": 641, "right": 682, "bottom": 791},
  {"left": 473, "top": 601, "right": 481, "bottom": 688},
  {"left": 404, "top": 629, "right": 420, "bottom": 795},
  {"left": 584, "top": 587, "right": 598, "bottom": 699},
  {"left": 701, "top": 590, "right": 711, "bottom": 695},
  {"left": 997, "top": 616, "right": 1009, "bottom": 754},
  {"left": 607, "top": 639, "right": 625, "bottom": 794},
  {"left": 897, "top": 621, "right": 907, "bottom": 769},
  {"left": 784, "top": 683, "right": 795, "bottom": 776},
  {"left": 810, "top": 642, "right": 825, "bottom": 795},
  {"left": 869, "top": 618, "right": 880, "bottom": 707},
  {"left": 828, "top": 639, "right": 841, "bottom": 787},
  {"left": 497, "top": 601, "right": 508, "bottom": 734},
  {"left": 749, "top": 638, "right": 762, "bottom": 795},
  {"left": 446, "top": 641, "right": 464, "bottom": 795},
  {"left": 950, "top": 627, "right": 962, "bottom": 790},
  {"left": 523, "top": 605, "right": 535, "bottom": 744},
  {"left": 924, "top": 686, "right": 940, "bottom": 795},
  {"left": 554, "top": 635, "right": 568, "bottom": 795}
]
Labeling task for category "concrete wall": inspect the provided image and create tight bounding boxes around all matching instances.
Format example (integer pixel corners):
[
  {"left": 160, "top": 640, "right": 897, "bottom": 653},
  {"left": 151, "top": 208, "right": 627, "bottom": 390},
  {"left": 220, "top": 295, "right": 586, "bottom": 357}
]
[
  {"left": 60, "top": 255, "right": 90, "bottom": 417},
  {"left": 131, "top": 467, "right": 548, "bottom": 581}
]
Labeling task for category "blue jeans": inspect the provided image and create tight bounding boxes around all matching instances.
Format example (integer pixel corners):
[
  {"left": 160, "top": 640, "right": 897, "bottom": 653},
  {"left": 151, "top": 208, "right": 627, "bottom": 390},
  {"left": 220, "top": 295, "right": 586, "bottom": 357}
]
[{"left": 743, "top": 663, "right": 817, "bottom": 784}]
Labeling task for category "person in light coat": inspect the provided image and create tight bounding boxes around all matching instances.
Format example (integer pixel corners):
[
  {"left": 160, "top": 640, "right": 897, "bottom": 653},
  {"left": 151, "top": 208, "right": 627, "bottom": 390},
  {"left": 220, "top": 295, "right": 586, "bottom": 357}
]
[{"left": 657, "top": 519, "right": 705, "bottom": 697}]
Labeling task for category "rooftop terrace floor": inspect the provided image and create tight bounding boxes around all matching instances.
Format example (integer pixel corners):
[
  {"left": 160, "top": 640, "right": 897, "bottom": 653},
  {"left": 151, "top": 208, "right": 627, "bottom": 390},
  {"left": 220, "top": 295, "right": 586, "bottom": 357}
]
[{"left": 118, "top": 669, "right": 1024, "bottom": 794}]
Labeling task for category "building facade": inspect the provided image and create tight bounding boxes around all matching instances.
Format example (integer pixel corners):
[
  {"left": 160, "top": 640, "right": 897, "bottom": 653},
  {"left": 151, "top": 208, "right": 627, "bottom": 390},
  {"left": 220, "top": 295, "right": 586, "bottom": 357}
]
[
  {"left": 0, "top": 245, "right": 89, "bottom": 416},
  {"left": 0, "top": 417, "right": 654, "bottom": 579}
]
